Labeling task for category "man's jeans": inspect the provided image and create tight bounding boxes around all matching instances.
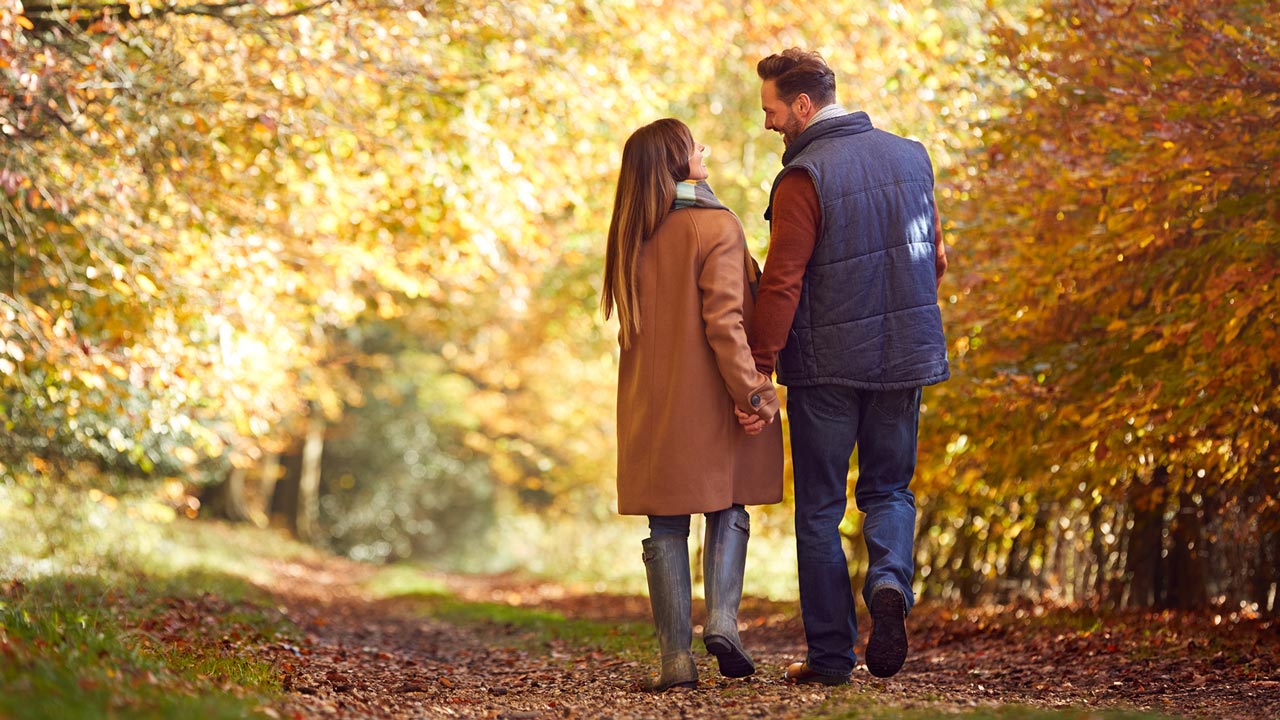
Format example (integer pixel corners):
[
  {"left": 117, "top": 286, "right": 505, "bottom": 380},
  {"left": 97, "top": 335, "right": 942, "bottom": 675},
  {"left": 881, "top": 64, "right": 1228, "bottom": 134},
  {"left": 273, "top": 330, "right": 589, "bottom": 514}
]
[{"left": 787, "top": 384, "right": 921, "bottom": 676}]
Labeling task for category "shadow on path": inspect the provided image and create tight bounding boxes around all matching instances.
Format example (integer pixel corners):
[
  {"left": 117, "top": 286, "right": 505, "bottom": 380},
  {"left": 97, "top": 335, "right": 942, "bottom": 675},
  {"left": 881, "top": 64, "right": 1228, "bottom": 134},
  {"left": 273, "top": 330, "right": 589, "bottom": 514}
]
[{"left": 254, "top": 556, "right": 1280, "bottom": 720}]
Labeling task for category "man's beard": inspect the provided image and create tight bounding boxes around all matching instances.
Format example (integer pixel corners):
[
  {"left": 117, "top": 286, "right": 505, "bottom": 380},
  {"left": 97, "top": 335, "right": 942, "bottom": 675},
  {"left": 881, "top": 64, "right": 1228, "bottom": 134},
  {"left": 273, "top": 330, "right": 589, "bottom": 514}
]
[{"left": 781, "top": 115, "right": 805, "bottom": 146}]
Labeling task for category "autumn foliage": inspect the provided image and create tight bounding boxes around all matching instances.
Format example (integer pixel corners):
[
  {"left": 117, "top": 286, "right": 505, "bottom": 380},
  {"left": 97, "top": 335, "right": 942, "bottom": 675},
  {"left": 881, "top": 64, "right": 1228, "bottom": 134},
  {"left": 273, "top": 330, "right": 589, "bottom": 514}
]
[
  {"left": 924, "top": 0, "right": 1280, "bottom": 609},
  {"left": 2, "top": 0, "right": 1277, "bottom": 612}
]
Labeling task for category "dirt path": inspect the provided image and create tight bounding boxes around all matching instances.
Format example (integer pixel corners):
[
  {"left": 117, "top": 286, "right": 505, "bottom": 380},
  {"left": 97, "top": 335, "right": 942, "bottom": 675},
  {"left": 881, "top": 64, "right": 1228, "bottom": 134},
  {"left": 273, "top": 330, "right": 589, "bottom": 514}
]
[{"left": 254, "top": 555, "right": 1280, "bottom": 720}]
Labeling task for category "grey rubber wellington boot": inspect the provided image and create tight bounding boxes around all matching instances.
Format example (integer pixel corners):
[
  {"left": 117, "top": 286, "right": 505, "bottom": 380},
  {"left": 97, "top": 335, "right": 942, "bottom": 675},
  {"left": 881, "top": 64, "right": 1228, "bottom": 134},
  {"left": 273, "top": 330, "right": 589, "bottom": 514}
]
[
  {"left": 642, "top": 535, "right": 698, "bottom": 691},
  {"left": 702, "top": 506, "right": 756, "bottom": 678}
]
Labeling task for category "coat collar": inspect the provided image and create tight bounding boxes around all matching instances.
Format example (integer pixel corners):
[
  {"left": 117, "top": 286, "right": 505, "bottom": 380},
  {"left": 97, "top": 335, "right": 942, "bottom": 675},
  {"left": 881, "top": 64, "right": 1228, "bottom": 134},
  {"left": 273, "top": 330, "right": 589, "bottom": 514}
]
[{"left": 781, "top": 110, "right": 875, "bottom": 166}]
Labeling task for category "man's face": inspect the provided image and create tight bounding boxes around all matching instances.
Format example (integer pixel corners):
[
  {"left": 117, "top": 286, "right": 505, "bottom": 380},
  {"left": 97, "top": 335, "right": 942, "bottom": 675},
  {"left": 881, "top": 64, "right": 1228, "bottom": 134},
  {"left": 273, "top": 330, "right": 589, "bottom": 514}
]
[{"left": 761, "top": 80, "right": 805, "bottom": 147}]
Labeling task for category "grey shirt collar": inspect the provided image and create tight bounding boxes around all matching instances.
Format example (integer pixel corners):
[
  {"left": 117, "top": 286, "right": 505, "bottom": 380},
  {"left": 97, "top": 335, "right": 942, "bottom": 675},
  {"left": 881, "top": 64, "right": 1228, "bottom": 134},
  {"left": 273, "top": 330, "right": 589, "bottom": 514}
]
[{"left": 805, "top": 104, "right": 848, "bottom": 130}]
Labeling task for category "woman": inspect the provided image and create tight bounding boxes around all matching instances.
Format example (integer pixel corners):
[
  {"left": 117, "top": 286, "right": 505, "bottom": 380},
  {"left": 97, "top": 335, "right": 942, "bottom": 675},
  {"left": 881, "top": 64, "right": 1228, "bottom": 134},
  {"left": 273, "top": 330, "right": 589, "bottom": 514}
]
[{"left": 601, "top": 118, "right": 784, "bottom": 691}]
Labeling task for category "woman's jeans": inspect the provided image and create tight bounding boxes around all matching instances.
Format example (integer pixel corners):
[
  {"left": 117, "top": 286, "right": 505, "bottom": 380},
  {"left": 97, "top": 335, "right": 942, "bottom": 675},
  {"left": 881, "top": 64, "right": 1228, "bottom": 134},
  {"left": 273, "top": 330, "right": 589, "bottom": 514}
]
[
  {"left": 786, "top": 384, "right": 921, "bottom": 677},
  {"left": 648, "top": 505, "right": 745, "bottom": 538}
]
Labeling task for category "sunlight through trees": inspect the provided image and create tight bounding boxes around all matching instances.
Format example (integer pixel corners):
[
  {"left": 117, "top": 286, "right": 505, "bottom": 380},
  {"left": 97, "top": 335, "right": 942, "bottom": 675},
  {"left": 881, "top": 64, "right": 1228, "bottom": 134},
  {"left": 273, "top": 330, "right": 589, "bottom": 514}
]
[{"left": 2, "top": 0, "right": 1276, "bottom": 612}]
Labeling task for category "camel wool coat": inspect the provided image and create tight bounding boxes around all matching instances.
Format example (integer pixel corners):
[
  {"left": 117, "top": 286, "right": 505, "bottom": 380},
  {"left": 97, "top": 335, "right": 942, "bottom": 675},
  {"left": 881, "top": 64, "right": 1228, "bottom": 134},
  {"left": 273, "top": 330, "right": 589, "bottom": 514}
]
[{"left": 616, "top": 206, "right": 784, "bottom": 516}]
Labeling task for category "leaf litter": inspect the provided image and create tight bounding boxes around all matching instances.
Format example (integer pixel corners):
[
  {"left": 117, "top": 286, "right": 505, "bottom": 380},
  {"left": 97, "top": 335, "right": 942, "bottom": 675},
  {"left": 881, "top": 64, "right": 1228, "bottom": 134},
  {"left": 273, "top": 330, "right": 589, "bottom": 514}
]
[{"left": 202, "top": 555, "right": 1279, "bottom": 720}]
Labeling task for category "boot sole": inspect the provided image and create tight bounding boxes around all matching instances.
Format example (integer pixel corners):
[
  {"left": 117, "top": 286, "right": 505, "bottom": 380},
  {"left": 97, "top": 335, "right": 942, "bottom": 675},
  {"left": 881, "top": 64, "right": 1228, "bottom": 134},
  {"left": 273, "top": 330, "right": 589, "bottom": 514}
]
[
  {"left": 865, "top": 590, "right": 907, "bottom": 678},
  {"left": 704, "top": 635, "right": 756, "bottom": 678}
]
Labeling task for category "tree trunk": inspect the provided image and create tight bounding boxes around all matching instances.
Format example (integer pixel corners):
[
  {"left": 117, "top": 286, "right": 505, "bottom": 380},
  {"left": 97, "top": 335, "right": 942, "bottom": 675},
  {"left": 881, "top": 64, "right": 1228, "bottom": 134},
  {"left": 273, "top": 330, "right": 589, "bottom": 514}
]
[
  {"left": 1267, "top": 527, "right": 1280, "bottom": 615},
  {"left": 915, "top": 502, "right": 939, "bottom": 598},
  {"left": 1109, "top": 500, "right": 1131, "bottom": 604},
  {"left": 1125, "top": 465, "right": 1167, "bottom": 608},
  {"left": 957, "top": 514, "right": 982, "bottom": 605},
  {"left": 1199, "top": 488, "right": 1228, "bottom": 604},
  {"left": 1241, "top": 472, "right": 1280, "bottom": 614},
  {"left": 248, "top": 452, "right": 281, "bottom": 528},
  {"left": 1165, "top": 488, "right": 1209, "bottom": 609},
  {"left": 1009, "top": 503, "right": 1051, "bottom": 595},
  {"left": 295, "top": 413, "right": 325, "bottom": 543},
  {"left": 1089, "top": 501, "right": 1108, "bottom": 605},
  {"left": 269, "top": 450, "right": 301, "bottom": 534},
  {"left": 1253, "top": 516, "right": 1280, "bottom": 614},
  {"left": 1002, "top": 516, "right": 1025, "bottom": 602},
  {"left": 1051, "top": 517, "right": 1071, "bottom": 602},
  {"left": 200, "top": 466, "right": 253, "bottom": 523}
]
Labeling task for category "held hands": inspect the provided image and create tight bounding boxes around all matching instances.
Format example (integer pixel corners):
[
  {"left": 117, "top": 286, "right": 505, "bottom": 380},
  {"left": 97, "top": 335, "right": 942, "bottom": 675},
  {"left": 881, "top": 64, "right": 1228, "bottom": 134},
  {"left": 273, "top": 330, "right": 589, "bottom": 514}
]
[{"left": 734, "top": 406, "right": 771, "bottom": 436}]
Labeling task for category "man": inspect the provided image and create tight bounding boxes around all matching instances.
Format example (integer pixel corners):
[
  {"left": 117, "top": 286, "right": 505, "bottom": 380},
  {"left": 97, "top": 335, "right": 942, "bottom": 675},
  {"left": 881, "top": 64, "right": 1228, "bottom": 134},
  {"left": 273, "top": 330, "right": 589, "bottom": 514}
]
[{"left": 742, "top": 48, "right": 949, "bottom": 684}]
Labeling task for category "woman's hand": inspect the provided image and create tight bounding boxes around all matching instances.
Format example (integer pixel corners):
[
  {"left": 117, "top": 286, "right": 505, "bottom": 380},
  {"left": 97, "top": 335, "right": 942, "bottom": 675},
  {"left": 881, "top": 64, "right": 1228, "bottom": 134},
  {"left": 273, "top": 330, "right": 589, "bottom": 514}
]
[{"left": 734, "top": 406, "right": 768, "bottom": 436}]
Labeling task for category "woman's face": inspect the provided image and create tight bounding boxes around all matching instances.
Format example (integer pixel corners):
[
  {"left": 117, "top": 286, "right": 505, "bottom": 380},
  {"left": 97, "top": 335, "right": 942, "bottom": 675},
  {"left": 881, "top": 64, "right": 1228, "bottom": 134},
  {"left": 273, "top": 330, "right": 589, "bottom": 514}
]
[{"left": 686, "top": 139, "right": 709, "bottom": 182}]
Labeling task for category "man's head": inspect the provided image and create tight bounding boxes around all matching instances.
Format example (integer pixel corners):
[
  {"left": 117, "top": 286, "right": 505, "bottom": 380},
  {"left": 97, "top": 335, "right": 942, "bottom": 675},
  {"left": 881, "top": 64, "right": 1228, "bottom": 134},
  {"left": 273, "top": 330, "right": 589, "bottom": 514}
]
[{"left": 757, "top": 48, "right": 837, "bottom": 146}]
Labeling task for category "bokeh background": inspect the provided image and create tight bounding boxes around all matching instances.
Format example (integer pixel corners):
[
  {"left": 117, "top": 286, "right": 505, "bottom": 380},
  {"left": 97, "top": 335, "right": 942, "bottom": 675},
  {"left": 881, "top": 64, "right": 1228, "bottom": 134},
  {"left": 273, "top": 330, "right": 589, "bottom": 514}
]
[{"left": 2, "top": 0, "right": 1277, "bottom": 611}]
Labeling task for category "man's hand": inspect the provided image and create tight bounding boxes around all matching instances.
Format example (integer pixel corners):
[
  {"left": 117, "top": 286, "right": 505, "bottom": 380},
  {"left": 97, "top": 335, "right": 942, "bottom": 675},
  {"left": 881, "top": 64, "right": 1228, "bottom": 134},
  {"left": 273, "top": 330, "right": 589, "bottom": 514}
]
[{"left": 735, "top": 406, "right": 767, "bottom": 436}]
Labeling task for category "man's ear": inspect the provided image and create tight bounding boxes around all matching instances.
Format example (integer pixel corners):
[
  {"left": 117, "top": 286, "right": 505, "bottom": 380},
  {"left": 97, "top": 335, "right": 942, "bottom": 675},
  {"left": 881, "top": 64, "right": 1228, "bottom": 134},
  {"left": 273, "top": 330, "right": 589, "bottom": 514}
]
[{"left": 794, "top": 93, "right": 813, "bottom": 117}]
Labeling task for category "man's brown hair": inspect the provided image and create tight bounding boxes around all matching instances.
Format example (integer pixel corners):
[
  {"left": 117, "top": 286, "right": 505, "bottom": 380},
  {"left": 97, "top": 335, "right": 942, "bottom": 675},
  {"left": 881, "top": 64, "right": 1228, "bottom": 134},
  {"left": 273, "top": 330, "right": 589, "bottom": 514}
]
[{"left": 756, "top": 48, "right": 836, "bottom": 106}]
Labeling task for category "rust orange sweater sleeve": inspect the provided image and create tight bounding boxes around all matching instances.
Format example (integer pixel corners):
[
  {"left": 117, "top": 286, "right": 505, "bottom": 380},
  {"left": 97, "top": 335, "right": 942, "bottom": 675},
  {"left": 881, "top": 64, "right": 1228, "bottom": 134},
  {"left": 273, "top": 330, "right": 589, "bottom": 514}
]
[{"left": 750, "top": 170, "right": 820, "bottom": 376}]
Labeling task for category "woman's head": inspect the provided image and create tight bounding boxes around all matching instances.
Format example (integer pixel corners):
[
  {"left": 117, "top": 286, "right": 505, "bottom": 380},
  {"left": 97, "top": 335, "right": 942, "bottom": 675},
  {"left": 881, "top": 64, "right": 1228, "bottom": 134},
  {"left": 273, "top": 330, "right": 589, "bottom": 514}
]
[
  {"left": 621, "top": 118, "right": 698, "bottom": 189},
  {"left": 601, "top": 118, "right": 702, "bottom": 348}
]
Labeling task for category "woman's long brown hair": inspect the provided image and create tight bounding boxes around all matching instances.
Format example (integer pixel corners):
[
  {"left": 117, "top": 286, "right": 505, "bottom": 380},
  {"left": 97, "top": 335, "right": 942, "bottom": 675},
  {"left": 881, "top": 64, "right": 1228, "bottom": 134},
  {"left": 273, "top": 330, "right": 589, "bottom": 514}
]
[{"left": 601, "top": 118, "right": 694, "bottom": 349}]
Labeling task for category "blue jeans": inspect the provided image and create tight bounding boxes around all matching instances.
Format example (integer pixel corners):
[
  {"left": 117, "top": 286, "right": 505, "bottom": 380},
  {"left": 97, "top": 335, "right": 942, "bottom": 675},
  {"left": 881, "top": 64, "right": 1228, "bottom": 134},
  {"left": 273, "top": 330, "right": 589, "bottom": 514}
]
[{"left": 787, "top": 384, "right": 921, "bottom": 676}]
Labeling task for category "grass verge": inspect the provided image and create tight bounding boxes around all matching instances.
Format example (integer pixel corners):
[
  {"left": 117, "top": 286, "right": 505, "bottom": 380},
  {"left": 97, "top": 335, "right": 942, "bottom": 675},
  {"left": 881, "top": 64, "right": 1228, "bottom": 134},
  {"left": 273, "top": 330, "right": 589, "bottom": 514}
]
[
  {"left": 368, "top": 564, "right": 656, "bottom": 661},
  {"left": 0, "top": 573, "right": 289, "bottom": 720},
  {"left": 0, "top": 483, "right": 312, "bottom": 720}
]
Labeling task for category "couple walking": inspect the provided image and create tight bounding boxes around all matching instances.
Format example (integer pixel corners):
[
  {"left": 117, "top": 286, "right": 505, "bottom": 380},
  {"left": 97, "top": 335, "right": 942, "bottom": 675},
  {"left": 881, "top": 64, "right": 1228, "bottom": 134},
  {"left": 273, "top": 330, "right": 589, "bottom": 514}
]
[{"left": 601, "top": 48, "right": 950, "bottom": 689}]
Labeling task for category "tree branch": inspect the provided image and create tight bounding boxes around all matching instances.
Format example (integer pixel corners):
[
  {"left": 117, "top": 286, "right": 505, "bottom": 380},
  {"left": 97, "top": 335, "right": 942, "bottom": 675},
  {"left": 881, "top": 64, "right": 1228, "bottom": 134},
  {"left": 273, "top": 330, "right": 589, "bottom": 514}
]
[{"left": 22, "top": 0, "right": 340, "bottom": 31}]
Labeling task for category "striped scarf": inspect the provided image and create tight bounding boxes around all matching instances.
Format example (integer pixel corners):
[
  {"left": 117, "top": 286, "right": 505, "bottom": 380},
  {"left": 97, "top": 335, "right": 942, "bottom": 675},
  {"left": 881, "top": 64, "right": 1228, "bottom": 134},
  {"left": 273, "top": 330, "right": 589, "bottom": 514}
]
[{"left": 673, "top": 180, "right": 731, "bottom": 211}]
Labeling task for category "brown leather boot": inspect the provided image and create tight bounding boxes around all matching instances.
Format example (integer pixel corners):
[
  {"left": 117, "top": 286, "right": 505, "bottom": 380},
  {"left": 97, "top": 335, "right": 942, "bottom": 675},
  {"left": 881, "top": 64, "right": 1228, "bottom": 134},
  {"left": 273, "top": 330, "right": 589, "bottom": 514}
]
[{"left": 784, "top": 660, "right": 851, "bottom": 686}]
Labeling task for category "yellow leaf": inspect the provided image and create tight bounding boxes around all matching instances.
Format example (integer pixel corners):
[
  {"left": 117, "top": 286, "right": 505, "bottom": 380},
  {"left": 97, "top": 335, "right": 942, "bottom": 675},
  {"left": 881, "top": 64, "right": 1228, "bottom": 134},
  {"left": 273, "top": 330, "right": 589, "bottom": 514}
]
[
  {"left": 1105, "top": 319, "right": 1127, "bottom": 332},
  {"left": 920, "top": 24, "right": 943, "bottom": 48},
  {"left": 16, "top": 15, "right": 33, "bottom": 30},
  {"left": 1224, "top": 320, "right": 1242, "bottom": 344},
  {"left": 76, "top": 370, "right": 105, "bottom": 390},
  {"left": 136, "top": 274, "right": 158, "bottom": 296}
]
